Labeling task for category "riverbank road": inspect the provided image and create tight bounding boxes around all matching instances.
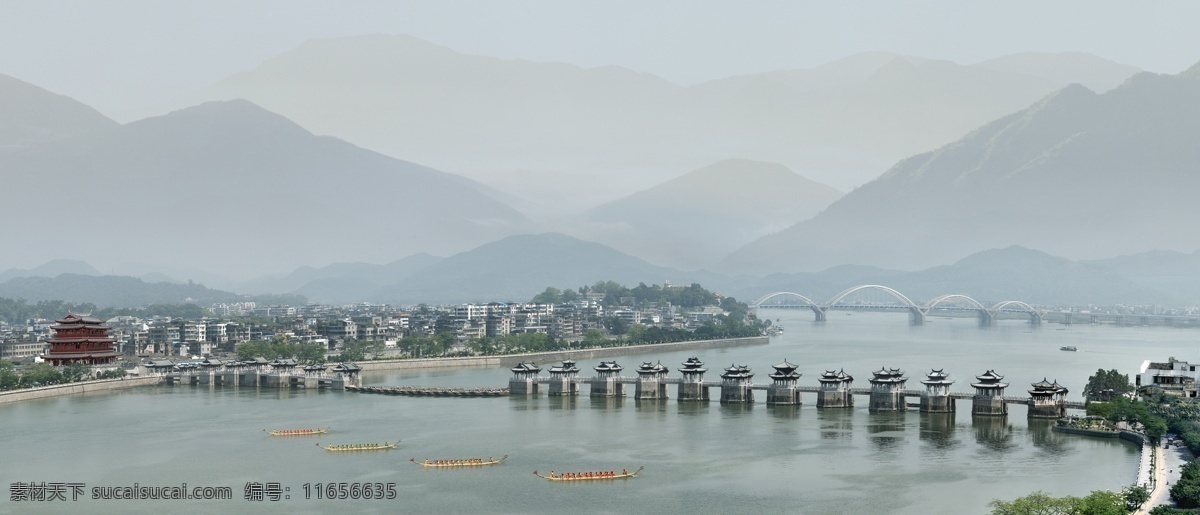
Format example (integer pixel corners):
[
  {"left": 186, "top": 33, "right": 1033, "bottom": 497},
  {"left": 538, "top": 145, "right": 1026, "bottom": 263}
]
[{"left": 1139, "top": 439, "right": 1195, "bottom": 514}]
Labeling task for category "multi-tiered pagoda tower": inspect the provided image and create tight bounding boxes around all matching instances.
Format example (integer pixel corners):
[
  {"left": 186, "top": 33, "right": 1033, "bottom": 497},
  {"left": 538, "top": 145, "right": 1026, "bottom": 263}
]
[
  {"left": 971, "top": 369, "right": 1009, "bottom": 416},
  {"left": 591, "top": 361, "right": 624, "bottom": 397},
  {"left": 766, "top": 360, "right": 802, "bottom": 405},
  {"left": 43, "top": 313, "right": 119, "bottom": 366},
  {"left": 1027, "top": 378, "right": 1069, "bottom": 418},
  {"left": 548, "top": 360, "right": 580, "bottom": 396},
  {"left": 816, "top": 369, "right": 854, "bottom": 408},
  {"left": 919, "top": 369, "right": 956, "bottom": 413},
  {"left": 868, "top": 367, "right": 908, "bottom": 412},
  {"left": 634, "top": 361, "right": 669, "bottom": 400},
  {"left": 677, "top": 357, "right": 709, "bottom": 401},
  {"left": 719, "top": 364, "right": 754, "bottom": 403},
  {"left": 509, "top": 362, "right": 541, "bottom": 395}
]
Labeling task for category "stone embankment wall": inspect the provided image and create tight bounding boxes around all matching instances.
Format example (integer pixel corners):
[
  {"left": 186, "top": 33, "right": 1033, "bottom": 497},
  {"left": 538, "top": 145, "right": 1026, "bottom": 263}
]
[
  {"left": 0, "top": 376, "right": 159, "bottom": 405},
  {"left": 356, "top": 336, "right": 769, "bottom": 372}
]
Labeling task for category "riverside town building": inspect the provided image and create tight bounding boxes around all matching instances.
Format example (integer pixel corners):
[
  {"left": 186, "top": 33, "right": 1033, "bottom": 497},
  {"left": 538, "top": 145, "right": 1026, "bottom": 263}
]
[{"left": 43, "top": 313, "right": 119, "bottom": 366}]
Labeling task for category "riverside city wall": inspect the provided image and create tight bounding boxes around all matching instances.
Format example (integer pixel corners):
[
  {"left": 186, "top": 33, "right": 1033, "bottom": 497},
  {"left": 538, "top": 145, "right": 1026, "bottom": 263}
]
[
  {"left": 355, "top": 336, "right": 769, "bottom": 372},
  {"left": 0, "top": 376, "right": 159, "bottom": 405}
]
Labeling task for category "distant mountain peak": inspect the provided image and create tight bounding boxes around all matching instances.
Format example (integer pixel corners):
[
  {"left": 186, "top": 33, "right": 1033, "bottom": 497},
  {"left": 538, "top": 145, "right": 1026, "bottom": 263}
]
[
  {"left": 1181, "top": 60, "right": 1200, "bottom": 80},
  {"left": 151, "top": 99, "right": 312, "bottom": 134}
]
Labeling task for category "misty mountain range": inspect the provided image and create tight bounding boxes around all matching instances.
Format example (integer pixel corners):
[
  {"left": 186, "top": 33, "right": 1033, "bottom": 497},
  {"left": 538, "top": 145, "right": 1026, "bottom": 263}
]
[
  {"left": 2, "top": 242, "right": 1198, "bottom": 308},
  {"left": 201, "top": 35, "right": 1140, "bottom": 198},
  {"left": 3, "top": 35, "right": 1200, "bottom": 308}
]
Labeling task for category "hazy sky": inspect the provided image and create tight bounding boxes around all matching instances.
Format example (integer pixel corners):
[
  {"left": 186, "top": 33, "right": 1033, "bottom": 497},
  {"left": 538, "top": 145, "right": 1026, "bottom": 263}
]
[{"left": 3, "top": 1, "right": 1199, "bottom": 122}]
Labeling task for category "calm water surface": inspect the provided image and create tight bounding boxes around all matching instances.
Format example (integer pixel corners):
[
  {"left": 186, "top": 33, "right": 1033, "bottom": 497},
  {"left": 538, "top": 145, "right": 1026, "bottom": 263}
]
[{"left": 1, "top": 311, "right": 1191, "bottom": 514}]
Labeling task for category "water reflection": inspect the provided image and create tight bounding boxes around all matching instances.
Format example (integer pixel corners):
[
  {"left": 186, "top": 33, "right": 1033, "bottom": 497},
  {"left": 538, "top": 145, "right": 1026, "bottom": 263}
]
[
  {"left": 718, "top": 403, "right": 754, "bottom": 418},
  {"left": 547, "top": 396, "right": 577, "bottom": 410},
  {"left": 817, "top": 408, "right": 854, "bottom": 441},
  {"left": 972, "top": 415, "right": 1014, "bottom": 452},
  {"left": 676, "top": 401, "right": 709, "bottom": 417},
  {"left": 867, "top": 411, "right": 908, "bottom": 452},
  {"left": 768, "top": 405, "right": 801, "bottom": 421},
  {"left": 589, "top": 396, "right": 625, "bottom": 411},
  {"left": 507, "top": 395, "right": 540, "bottom": 411},
  {"left": 633, "top": 398, "right": 668, "bottom": 414},
  {"left": 1028, "top": 418, "right": 1067, "bottom": 454},
  {"left": 919, "top": 412, "right": 958, "bottom": 450}
]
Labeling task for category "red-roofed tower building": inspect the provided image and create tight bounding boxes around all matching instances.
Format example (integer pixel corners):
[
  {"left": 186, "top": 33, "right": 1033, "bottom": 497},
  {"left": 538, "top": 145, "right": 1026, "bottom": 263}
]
[{"left": 43, "top": 313, "right": 120, "bottom": 366}]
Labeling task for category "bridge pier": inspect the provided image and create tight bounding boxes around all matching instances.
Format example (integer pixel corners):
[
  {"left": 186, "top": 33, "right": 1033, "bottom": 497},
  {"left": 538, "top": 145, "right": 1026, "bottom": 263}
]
[
  {"left": 812, "top": 307, "right": 827, "bottom": 322},
  {"left": 590, "top": 361, "right": 625, "bottom": 397},
  {"left": 719, "top": 364, "right": 754, "bottom": 404},
  {"left": 919, "top": 369, "right": 956, "bottom": 413},
  {"left": 509, "top": 362, "right": 542, "bottom": 396},
  {"left": 977, "top": 310, "right": 993, "bottom": 327},
  {"left": 816, "top": 369, "right": 854, "bottom": 408},
  {"left": 677, "top": 357, "right": 710, "bottom": 401},
  {"left": 765, "top": 360, "right": 802, "bottom": 405},
  {"left": 634, "top": 362, "right": 669, "bottom": 400},
  {"left": 868, "top": 367, "right": 907, "bottom": 412},
  {"left": 547, "top": 360, "right": 580, "bottom": 397},
  {"left": 909, "top": 308, "right": 925, "bottom": 326},
  {"left": 971, "top": 370, "right": 1009, "bottom": 416}
]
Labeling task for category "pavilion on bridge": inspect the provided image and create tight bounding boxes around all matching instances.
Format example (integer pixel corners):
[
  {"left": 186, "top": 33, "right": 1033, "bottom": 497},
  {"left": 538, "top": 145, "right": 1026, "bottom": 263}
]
[
  {"left": 816, "top": 369, "right": 854, "bottom": 408},
  {"left": 971, "top": 370, "right": 1009, "bottom": 416},
  {"left": 868, "top": 367, "right": 908, "bottom": 412},
  {"left": 920, "top": 369, "right": 956, "bottom": 413},
  {"left": 766, "top": 360, "right": 802, "bottom": 405}
]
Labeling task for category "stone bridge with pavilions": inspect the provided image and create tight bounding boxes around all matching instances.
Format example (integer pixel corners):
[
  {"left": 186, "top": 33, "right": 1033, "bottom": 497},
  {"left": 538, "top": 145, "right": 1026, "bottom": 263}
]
[
  {"left": 505, "top": 358, "right": 1084, "bottom": 414},
  {"left": 749, "top": 285, "right": 1045, "bottom": 326}
]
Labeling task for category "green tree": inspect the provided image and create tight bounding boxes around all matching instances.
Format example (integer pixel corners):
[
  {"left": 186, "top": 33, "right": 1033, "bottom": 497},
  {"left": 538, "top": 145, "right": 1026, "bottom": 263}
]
[
  {"left": 988, "top": 491, "right": 1074, "bottom": 515},
  {"left": 603, "top": 316, "right": 628, "bottom": 336},
  {"left": 1084, "top": 369, "right": 1133, "bottom": 402},
  {"left": 22, "top": 363, "right": 63, "bottom": 386},
  {"left": 1122, "top": 485, "right": 1149, "bottom": 511},
  {"left": 1149, "top": 505, "right": 1195, "bottom": 514},
  {"left": 1070, "top": 490, "right": 1125, "bottom": 515},
  {"left": 531, "top": 287, "right": 562, "bottom": 304},
  {"left": 337, "top": 340, "right": 369, "bottom": 362},
  {"left": 433, "top": 332, "right": 455, "bottom": 357},
  {"left": 1171, "top": 460, "right": 1200, "bottom": 508},
  {"left": 0, "top": 360, "right": 20, "bottom": 390},
  {"left": 61, "top": 362, "right": 91, "bottom": 382},
  {"left": 581, "top": 329, "right": 607, "bottom": 348},
  {"left": 294, "top": 342, "right": 327, "bottom": 364}
]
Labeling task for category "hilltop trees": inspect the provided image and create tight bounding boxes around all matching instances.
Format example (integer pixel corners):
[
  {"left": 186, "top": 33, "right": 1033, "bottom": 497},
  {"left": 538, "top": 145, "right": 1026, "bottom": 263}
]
[
  {"left": 236, "top": 335, "right": 328, "bottom": 364},
  {"left": 531, "top": 281, "right": 738, "bottom": 310},
  {"left": 1084, "top": 369, "right": 1134, "bottom": 402}
]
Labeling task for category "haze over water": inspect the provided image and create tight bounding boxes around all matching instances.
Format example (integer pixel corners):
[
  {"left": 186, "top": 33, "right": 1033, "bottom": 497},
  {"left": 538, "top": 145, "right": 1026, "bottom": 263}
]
[{"left": 3, "top": 310, "right": 1188, "bottom": 514}]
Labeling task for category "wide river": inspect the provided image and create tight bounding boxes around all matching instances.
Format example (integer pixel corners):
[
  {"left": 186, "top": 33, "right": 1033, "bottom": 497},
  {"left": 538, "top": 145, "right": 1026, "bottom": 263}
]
[{"left": 1, "top": 310, "right": 1193, "bottom": 514}]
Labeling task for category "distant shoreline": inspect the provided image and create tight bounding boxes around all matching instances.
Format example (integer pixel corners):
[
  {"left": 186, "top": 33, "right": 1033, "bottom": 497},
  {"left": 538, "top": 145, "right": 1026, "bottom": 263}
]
[
  {"left": 0, "top": 376, "right": 159, "bottom": 405},
  {"left": 355, "top": 336, "right": 770, "bottom": 372}
]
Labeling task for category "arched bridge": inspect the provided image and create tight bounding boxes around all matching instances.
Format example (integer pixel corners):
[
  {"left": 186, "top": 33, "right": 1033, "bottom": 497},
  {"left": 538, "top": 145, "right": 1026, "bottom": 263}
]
[{"left": 751, "top": 286, "right": 1044, "bottom": 326}]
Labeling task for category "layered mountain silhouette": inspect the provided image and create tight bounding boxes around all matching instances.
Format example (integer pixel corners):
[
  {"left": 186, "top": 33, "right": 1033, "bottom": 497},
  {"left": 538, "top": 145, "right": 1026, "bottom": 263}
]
[
  {"left": 370, "top": 233, "right": 726, "bottom": 305},
  {"left": 201, "top": 35, "right": 1141, "bottom": 197},
  {"left": 568, "top": 159, "right": 841, "bottom": 269},
  {"left": 2, "top": 84, "right": 531, "bottom": 278},
  {"left": 721, "top": 64, "right": 1200, "bottom": 274},
  {"left": 5, "top": 244, "right": 1192, "bottom": 307},
  {"left": 0, "top": 74, "right": 117, "bottom": 150},
  {"left": 0, "top": 259, "right": 101, "bottom": 284}
]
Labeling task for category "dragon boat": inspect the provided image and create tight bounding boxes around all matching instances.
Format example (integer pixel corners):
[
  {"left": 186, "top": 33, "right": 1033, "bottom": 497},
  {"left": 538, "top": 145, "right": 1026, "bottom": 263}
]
[
  {"left": 264, "top": 428, "right": 327, "bottom": 436},
  {"left": 533, "top": 466, "right": 643, "bottom": 481},
  {"left": 317, "top": 441, "right": 398, "bottom": 452},
  {"left": 411, "top": 455, "right": 507, "bottom": 467}
]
